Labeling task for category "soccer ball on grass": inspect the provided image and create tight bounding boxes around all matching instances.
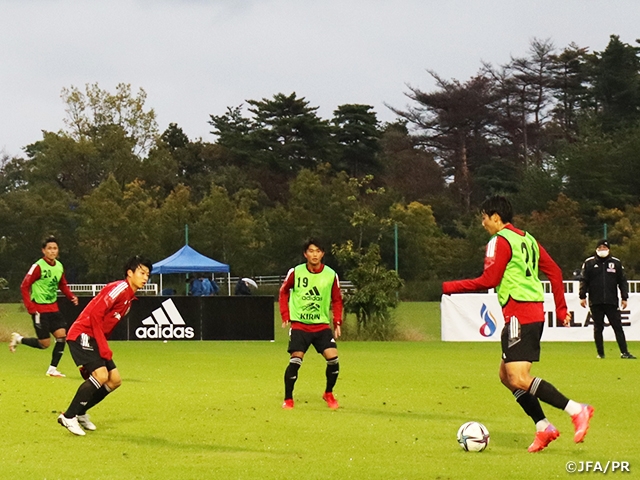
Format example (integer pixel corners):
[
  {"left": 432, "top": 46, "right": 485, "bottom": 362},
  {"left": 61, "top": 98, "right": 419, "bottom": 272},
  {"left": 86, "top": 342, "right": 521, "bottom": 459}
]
[{"left": 457, "top": 421, "right": 490, "bottom": 452}]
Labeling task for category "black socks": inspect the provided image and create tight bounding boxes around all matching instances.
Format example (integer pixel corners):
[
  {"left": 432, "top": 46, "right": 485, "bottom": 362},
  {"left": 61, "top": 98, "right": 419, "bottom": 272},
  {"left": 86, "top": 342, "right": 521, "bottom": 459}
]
[
  {"left": 284, "top": 357, "right": 302, "bottom": 400},
  {"left": 528, "top": 377, "right": 570, "bottom": 410},
  {"left": 79, "top": 384, "right": 113, "bottom": 416},
  {"left": 50, "top": 337, "right": 65, "bottom": 367},
  {"left": 325, "top": 357, "right": 339, "bottom": 393},
  {"left": 513, "top": 389, "right": 546, "bottom": 424},
  {"left": 65, "top": 376, "right": 101, "bottom": 418},
  {"left": 21, "top": 337, "right": 43, "bottom": 349}
]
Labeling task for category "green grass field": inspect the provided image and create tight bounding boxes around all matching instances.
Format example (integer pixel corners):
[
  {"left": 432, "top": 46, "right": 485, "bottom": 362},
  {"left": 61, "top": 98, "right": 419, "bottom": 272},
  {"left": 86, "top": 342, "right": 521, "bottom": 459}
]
[{"left": 1, "top": 302, "right": 638, "bottom": 479}]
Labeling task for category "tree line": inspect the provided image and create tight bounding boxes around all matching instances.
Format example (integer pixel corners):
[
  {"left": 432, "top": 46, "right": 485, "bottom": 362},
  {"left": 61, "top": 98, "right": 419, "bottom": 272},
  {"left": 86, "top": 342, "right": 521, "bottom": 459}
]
[{"left": 2, "top": 34, "right": 640, "bottom": 301}]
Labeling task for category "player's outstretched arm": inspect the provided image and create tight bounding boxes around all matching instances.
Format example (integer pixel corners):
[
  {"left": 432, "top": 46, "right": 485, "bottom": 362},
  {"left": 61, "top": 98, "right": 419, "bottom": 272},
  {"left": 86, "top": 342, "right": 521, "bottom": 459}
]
[{"left": 537, "top": 243, "right": 568, "bottom": 321}]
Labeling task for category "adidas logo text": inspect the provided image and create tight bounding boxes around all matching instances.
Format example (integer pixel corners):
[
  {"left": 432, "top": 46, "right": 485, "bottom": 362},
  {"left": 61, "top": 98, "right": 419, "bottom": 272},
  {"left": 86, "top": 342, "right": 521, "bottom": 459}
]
[
  {"left": 301, "top": 286, "right": 322, "bottom": 301},
  {"left": 135, "top": 299, "right": 195, "bottom": 339}
]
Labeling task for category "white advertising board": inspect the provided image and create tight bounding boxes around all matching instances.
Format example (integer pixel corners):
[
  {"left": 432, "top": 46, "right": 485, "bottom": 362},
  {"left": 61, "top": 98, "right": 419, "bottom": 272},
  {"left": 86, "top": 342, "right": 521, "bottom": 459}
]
[{"left": 441, "top": 293, "right": 640, "bottom": 342}]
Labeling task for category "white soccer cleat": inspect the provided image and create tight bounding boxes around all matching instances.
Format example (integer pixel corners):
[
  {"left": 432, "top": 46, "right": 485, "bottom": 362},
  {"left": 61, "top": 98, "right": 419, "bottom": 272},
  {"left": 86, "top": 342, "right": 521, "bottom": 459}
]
[
  {"left": 9, "top": 332, "right": 22, "bottom": 353},
  {"left": 46, "top": 367, "right": 66, "bottom": 377},
  {"left": 77, "top": 414, "right": 97, "bottom": 431},
  {"left": 58, "top": 414, "right": 86, "bottom": 436}
]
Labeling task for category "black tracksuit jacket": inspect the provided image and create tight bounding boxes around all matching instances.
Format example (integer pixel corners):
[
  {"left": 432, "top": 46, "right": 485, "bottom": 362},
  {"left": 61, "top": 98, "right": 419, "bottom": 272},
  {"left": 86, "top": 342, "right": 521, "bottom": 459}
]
[{"left": 579, "top": 254, "right": 628, "bottom": 306}]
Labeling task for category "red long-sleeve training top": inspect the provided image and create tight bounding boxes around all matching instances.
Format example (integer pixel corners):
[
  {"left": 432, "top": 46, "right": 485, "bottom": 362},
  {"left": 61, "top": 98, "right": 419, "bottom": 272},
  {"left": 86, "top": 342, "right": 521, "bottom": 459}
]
[
  {"left": 279, "top": 264, "right": 343, "bottom": 332},
  {"left": 67, "top": 280, "right": 136, "bottom": 361},
  {"left": 20, "top": 258, "right": 76, "bottom": 314},
  {"left": 442, "top": 224, "right": 568, "bottom": 324}
]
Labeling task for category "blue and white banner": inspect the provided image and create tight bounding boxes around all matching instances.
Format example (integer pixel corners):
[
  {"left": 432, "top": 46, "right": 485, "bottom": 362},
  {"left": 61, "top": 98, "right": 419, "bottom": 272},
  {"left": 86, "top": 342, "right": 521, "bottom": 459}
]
[{"left": 441, "top": 294, "right": 640, "bottom": 342}]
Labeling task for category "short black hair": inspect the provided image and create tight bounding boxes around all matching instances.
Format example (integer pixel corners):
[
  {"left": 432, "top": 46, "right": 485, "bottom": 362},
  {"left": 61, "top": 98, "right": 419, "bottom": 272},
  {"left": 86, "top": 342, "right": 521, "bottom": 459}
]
[
  {"left": 41, "top": 235, "right": 58, "bottom": 248},
  {"left": 303, "top": 238, "right": 325, "bottom": 253},
  {"left": 124, "top": 255, "right": 153, "bottom": 278},
  {"left": 480, "top": 196, "right": 513, "bottom": 224}
]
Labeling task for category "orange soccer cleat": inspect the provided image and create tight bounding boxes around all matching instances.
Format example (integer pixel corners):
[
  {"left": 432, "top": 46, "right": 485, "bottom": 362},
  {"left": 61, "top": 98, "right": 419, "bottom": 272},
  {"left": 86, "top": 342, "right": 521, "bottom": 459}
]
[
  {"left": 528, "top": 425, "right": 560, "bottom": 453},
  {"left": 322, "top": 392, "right": 339, "bottom": 410},
  {"left": 572, "top": 404, "right": 594, "bottom": 443}
]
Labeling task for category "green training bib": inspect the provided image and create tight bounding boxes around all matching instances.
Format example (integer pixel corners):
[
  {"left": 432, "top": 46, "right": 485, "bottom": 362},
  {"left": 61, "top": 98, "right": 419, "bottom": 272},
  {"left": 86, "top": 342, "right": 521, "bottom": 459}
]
[
  {"left": 289, "top": 263, "right": 336, "bottom": 325},
  {"left": 495, "top": 228, "right": 544, "bottom": 306},
  {"left": 30, "top": 258, "right": 64, "bottom": 304}
]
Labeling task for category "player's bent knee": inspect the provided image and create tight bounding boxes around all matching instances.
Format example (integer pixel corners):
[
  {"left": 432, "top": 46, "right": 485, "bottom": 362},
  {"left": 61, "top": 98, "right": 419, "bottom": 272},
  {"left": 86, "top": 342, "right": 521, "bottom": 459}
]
[
  {"left": 92, "top": 370, "right": 109, "bottom": 385},
  {"left": 92, "top": 373, "right": 108, "bottom": 385},
  {"left": 508, "top": 375, "right": 531, "bottom": 391},
  {"left": 108, "top": 370, "right": 123, "bottom": 389},
  {"left": 323, "top": 348, "right": 338, "bottom": 359},
  {"left": 108, "top": 379, "right": 122, "bottom": 390}
]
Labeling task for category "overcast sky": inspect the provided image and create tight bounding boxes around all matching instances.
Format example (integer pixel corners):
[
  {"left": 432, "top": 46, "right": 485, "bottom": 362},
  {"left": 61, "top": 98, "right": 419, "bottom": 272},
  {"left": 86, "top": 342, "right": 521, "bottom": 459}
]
[{"left": 1, "top": 0, "right": 639, "bottom": 157}]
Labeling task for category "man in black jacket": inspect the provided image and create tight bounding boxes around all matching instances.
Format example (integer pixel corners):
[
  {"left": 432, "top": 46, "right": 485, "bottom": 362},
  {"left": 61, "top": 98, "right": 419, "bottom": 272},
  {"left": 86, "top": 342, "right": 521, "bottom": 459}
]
[{"left": 579, "top": 240, "right": 636, "bottom": 359}]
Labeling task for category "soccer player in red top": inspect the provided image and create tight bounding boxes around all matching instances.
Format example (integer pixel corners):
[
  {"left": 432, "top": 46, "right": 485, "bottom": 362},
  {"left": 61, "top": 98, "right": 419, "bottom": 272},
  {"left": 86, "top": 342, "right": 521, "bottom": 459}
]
[
  {"left": 11, "top": 236, "right": 78, "bottom": 377},
  {"left": 57, "top": 255, "right": 152, "bottom": 436},
  {"left": 279, "top": 239, "right": 343, "bottom": 410},
  {"left": 442, "top": 196, "right": 593, "bottom": 452}
]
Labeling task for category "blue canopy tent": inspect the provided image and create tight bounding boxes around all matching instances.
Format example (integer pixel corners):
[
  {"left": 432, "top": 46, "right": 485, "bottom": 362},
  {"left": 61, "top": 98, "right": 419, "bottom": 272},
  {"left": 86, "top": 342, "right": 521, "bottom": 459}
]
[{"left": 152, "top": 245, "right": 231, "bottom": 295}]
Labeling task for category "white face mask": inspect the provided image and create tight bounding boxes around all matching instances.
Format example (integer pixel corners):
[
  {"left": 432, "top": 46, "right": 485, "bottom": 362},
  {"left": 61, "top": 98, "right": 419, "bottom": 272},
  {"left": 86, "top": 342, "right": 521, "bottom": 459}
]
[{"left": 596, "top": 249, "right": 609, "bottom": 258}]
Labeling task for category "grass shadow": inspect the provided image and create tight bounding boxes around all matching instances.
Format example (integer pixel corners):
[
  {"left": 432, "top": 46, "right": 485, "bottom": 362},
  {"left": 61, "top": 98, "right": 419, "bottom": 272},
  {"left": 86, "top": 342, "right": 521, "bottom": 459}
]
[{"left": 103, "top": 432, "right": 290, "bottom": 456}]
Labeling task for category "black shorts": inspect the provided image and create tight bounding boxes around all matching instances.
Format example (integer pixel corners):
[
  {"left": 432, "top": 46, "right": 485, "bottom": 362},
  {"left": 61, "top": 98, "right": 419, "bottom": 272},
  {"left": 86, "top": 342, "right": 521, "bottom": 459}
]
[
  {"left": 68, "top": 334, "right": 117, "bottom": 374},
  {"left": 32, "top": 311, "right": 67, "bottom": 339},
  {"left": 501, "top": 319, "right": 543, "bottom": 363},
  {"left": 288, "top": 327, "right": 337, "bottom": 355}
]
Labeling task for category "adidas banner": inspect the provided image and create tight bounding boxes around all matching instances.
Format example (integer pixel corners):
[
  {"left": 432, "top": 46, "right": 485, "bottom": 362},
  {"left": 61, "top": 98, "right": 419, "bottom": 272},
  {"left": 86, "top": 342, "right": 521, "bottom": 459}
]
[
  {"left": 132, "top": 297, "right": 201, "bottom": 340},
  {"left": 441, "top": 294, "right": 640, "bottom": 342},
  {"left": 59, "top": 296, "right": 274, "bottom": 341}
]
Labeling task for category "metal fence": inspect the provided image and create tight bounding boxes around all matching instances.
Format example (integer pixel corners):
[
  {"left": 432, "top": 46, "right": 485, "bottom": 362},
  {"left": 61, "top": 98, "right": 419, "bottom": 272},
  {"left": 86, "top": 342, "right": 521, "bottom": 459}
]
[
  {"left": 223, "top": 275, "right": 355, "bottom": 292},
  {"left": 540, "top": 281, "right": 579, "bottom": 294},
  {"left": 61, "top": 279, "right": 640, "bottom": 297},
  {"left": 520, "top": 280, "right": 640, "bottom": 294},
  {"left": 66, "top": 283, "right": 158, "bottom": 296},
  {"left": 66, "top": 275, "right": 355, "bottom": 296}
]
